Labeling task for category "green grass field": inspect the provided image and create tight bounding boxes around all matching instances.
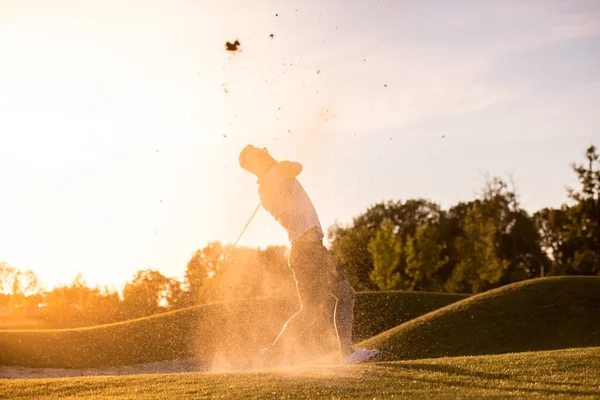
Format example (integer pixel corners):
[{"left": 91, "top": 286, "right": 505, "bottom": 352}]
[
  {"left": 2, "top": 347, "right": 599, "bottom": 399},
  {"left": 358, "top": 276, "right": 600, "bottom": 361},
  {"left": 0, "top": 290, "right": 465, "bottom": 368},
  {"left": 2, "top": 277, "right": 599, "bottom": 399}
]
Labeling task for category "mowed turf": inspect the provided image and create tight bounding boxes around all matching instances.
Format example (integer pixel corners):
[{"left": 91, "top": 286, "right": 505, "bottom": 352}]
[
  {"left": 2, "top": 347, "right": 599, "bottom": 399},
  {"left": 0, "top": 291, "right": 465, "bottom": 368},
  {"left": 359, "top": 276, "right": 600, "bottom": 361}
]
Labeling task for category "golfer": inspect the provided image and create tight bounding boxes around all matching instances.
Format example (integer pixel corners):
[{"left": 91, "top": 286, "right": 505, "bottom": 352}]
[{"left": 238, "top": 145, "right": 379, "bottom": 365}]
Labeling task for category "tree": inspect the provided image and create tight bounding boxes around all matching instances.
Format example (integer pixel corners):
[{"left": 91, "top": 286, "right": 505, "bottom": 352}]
[
  {"left": 121, "top": 269, "right": 171, "bottom": 317},
  {"left": 0, "top": 263, "right": 41, "bottom": 313},
  {"left": 42, "top": 274, "right": 120, "bottom": 326},
  {"left": 404, "top": 222, "right": 449, "bottom": 291},
  {"left": 329, "top": 199, "right": 442, "bottom": 290},
  {"left": 368, "top": 219, "right": 403, "bottom": 290},
  {"left": 0, "top": 263, "right": 40, "bottom": 296},
  {"left": 564, "top": 145, "right": 600, "bottom": 275},
  {"left": 472, "top": 176, "right": 547, "bottom": 285},
  {"left": 164, "top": 278, "right": 189, "bottom": 309},
  {"left": 182, "top": 242, "right": 295, "bottom": 304},
  {"left": 328, "top": 222, "right": 375, "bottom": 290},
  {"left": 184, "top": 241, "right": 228, "bottom": 303},
  {"left": 534, "top": 207, "right": 568, "bottom": 273},
  {"left": 534, "top": 146, "right": 600, "bottom": 276},
  {"left": 447, "top": 203, "right": 510, "bottom": 293},
  {"left": 83, "top": 285, "right": 123, "bottom": 324}
]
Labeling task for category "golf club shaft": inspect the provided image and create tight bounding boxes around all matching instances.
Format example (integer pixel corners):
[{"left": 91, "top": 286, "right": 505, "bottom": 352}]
[{"left": 234, "top": 202, "right": 261, "bottom": 247}]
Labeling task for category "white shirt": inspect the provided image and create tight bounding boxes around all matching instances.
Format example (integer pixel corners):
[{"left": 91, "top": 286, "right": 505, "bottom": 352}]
[{"left": 257, "top": 164, "right": 323, "bottom": 243}]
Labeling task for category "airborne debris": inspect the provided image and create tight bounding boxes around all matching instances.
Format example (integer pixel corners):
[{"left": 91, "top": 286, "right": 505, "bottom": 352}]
[
  {"left": 225, "top": 40, "right": 241, "bottom": 52},
  {"left": 223, "top": 134, "right": 228, "bottom": 138},
  {"left": 317, "top": 69, "right": 320, "bottom": 74},
  {"left": 269, "top": 33, "right": 274, "bottom": 39}
]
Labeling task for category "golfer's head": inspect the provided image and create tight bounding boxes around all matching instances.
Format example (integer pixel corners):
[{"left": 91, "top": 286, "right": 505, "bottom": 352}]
[{"left": 239, "top": 145, "right": 277, "bottom": 176}]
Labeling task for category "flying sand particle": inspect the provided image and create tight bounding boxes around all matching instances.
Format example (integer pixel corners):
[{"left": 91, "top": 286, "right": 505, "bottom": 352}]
[{"left": 269, "top": 33, "right": 274, "bottom": 39}]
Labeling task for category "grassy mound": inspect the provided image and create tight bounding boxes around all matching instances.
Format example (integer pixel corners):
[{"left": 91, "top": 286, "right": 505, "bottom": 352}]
[
  {"left": 359, "top": 276, "right": 600, "bottom": 361},
  {"left": 351, "top": 291, "right": 468, "bottom": 342},
  {"left": 2, "top": 347, "right": 599, "bottom": 399},
  {"left": 0, "top": 291, "right": 464, "bottom": 368}
]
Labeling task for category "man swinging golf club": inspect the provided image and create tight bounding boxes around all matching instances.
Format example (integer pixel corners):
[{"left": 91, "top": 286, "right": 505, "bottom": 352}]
[{"left": 238, "top": 145, "right": 379, "bottom": 365}]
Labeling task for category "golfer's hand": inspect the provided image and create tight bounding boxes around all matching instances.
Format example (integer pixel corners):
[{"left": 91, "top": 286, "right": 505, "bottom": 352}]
[{"left": 277, "top": 161, "right": 303, "bottom": 179}]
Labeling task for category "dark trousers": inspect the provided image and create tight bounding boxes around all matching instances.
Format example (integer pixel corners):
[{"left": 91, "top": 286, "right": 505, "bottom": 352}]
[{"left": 268, "top": 239, "right": 356, "bottom": 359}]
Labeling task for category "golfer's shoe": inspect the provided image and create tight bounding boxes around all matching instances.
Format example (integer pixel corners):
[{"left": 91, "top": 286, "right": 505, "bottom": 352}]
[{"left": 341, "top": 348, "right": 380, "bottom": 365}]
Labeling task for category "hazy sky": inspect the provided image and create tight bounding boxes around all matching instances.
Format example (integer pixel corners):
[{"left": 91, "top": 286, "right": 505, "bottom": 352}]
[{"left": 1, "top": 0, "right": 599, "bottom": 289}]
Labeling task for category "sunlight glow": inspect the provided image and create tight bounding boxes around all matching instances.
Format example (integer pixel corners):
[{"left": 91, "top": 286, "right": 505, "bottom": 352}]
[{"left": 1, "top": 0, "right": 598, "bottom": 289}]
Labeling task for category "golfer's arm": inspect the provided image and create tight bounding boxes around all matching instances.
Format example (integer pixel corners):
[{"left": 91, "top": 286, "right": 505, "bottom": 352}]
[{"left": 277, "top": 161, "right": 303, "bottom": 179}]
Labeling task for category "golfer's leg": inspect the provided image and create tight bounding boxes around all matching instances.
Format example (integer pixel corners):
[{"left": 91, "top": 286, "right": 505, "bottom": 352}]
[
  {"left": 269, "top": 302, "right": 321, "bottom": 353},
  {"left": 332, "top": 279, "right": 356, "bottom": 357}
]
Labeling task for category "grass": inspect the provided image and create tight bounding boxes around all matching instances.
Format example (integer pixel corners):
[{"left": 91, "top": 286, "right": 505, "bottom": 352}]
[
  {"left": 351, "top": 291, "right": 468, "bottom": 341},
  {"left": 1, "top": 346, "right": 599, "bottom": 399},
  {"left": 0, "top": 291, "right": 465, "bottom": 368},
  {"left": 358, "top": 276, "right": 600, "bottom": 361},
  {"left": 2, "top": 277, "right": 599, "bottom": 398}
]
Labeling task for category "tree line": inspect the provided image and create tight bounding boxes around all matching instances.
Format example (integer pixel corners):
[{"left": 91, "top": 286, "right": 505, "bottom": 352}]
[
  {"left": 1, "top": 145, "right": 598, "bottom": 328},
  {"left": 330, "top": 145, "right": 599, "bottom": 292}
]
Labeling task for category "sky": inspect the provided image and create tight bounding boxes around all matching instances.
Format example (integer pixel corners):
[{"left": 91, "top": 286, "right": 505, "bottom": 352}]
[{"left": 0, "top": 0, "right": 599, "bottom": 290}]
